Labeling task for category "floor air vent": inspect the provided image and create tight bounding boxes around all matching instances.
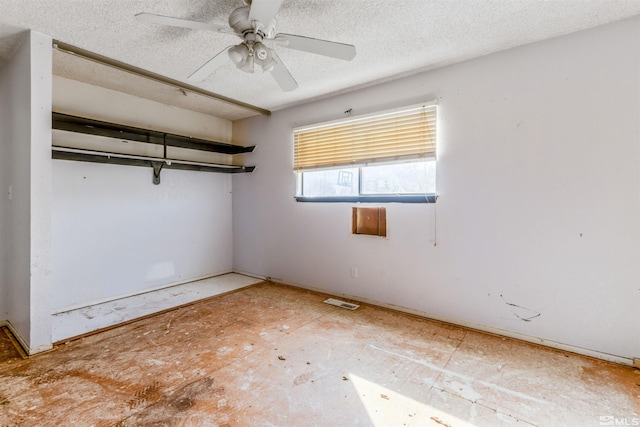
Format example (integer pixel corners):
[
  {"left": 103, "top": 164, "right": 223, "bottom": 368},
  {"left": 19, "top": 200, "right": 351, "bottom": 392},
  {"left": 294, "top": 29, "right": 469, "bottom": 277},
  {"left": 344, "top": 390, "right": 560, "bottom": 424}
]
[{"left": 324, "top": 298, "right": 360, "bottom": 310}]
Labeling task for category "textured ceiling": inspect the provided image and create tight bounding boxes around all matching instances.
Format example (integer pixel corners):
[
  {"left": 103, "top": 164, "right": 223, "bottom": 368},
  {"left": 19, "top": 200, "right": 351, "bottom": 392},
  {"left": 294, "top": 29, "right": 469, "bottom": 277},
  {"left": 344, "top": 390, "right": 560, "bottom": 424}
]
[{"left": 1, "top": 0, "right": 640, "bottom": 120}]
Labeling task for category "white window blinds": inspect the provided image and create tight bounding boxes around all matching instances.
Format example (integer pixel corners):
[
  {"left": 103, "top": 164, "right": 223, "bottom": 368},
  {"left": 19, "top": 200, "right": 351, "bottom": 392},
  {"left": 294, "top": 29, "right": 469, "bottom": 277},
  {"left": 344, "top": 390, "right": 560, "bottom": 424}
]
[{"left": 293, "top": 104, "right": 436, "bottom": 171}]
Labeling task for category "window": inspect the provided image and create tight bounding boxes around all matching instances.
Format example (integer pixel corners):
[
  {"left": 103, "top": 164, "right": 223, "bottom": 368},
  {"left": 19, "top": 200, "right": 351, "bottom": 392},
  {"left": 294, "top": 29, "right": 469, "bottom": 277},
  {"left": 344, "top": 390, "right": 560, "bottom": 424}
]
[{"left": 294, "top": 104, "right": 437, "bottom": 203}]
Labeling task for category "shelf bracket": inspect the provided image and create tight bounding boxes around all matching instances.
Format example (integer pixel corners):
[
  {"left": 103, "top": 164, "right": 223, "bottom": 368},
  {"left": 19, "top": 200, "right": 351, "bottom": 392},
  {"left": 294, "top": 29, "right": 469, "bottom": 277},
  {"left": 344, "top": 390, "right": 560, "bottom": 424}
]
[{"left": 151, "top": 161, "right": 164, "bottom": 185}]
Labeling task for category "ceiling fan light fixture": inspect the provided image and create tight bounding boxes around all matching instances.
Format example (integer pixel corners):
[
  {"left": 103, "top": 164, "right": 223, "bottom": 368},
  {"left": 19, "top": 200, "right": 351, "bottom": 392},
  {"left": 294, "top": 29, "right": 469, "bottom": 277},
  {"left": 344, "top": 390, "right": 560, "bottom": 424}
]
[
  {"left": 228, "top": 43, "right": 249, "bottom": 64},
  {"left": 261, "top": 60, "right": 276, "bottom": 73},
  {"left": 255, "top": 45, "right": 269, "bottom": 61},
  {"left": 253, "top": 42, "right": 270, "bottom": 61},
  {"left": 238, "top": 55, "right": 255, "bottom": 74},
  {"left": 252, "top": 42, "right": 275, "bottom": 72}
]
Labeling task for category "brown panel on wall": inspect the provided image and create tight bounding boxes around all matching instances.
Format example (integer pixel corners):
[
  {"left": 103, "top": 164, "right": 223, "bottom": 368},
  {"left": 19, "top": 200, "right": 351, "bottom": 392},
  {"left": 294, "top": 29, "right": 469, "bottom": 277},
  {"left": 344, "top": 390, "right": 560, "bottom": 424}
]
[{"left": 352, "top": 207, "right": 387, "bottom": 237}]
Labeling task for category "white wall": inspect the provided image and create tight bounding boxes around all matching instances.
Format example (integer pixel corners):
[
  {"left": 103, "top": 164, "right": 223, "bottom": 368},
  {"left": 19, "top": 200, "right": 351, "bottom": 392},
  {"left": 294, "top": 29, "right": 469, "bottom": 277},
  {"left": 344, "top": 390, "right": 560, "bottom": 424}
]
[
  {"left": 51, "top": 162, "right": 233, "bottom": 310},
  {"left": 53, "top": 76, "right": 231, "bottom": 139},
  {"left": 233, "top": 17, "right": 640, "bottom": 361},
  {"left": 51, "top": 79, "right": 234, "bottom": 311},
  {"left": 2, "top": 33, "right": 30, "bottom": 345},
  {"left": 0, "top": 31, "right": 53, "bottom": 353},
  {"left": 0, "top": 58, "right": 7, "bottom": 321}
]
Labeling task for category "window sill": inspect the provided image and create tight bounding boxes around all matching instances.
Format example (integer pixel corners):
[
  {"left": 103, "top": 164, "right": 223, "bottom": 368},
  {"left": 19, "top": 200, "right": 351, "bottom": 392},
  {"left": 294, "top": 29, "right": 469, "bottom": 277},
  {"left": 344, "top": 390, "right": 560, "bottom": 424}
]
[{"left": 295, "top": 194, "right": 437, "bottom": 203}]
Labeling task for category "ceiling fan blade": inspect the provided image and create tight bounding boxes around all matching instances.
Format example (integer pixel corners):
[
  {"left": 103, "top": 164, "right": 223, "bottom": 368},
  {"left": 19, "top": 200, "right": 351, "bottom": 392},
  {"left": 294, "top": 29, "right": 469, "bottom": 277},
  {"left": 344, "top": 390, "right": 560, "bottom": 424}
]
[
  {"left": 270, "top": 52, "right": 298, "bottom": 92},
  {"left": 274, "top": 34, "right": 356, "bottom": 61},
  {"left": 188, "top": 46, "right": 233, "bottom": 81},
  {"left": 248, "top": 0, "right": 284, "bottom": 26},
  {"left": 135, "top": 13, "right": 226, "bottom": 32}
]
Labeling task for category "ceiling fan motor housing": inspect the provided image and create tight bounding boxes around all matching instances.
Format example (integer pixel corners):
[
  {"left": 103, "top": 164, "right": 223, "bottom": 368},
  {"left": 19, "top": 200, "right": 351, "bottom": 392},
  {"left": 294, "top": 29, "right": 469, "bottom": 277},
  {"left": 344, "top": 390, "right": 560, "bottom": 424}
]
[{"left": 229, "top": 6, "right": 276, "bottom": 37}]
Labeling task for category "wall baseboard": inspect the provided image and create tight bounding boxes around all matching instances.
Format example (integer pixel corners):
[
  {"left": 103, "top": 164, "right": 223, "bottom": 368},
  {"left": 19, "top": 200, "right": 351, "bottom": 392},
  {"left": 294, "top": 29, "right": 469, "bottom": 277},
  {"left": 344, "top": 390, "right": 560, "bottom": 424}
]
[
  {"left": 0, "top": 320, "right": 53, "bottom": 357},
  {"left": 231, "top": 270, "right": 268, "bottom": 281},
  {"left": 260, "top": 277, "right": 634, "bottom": 367}
]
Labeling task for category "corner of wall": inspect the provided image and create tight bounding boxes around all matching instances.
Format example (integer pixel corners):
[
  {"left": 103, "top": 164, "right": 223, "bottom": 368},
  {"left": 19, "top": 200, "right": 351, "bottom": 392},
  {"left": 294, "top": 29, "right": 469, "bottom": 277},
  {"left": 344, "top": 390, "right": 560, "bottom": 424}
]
[
  {"left": 2, "top": 29, "right": 54, "bottom": 354},
  {"left": 0, "top": 55, "right": 8, "bottom": 322},
  {"left": 27, "top": 30, "right": 54, "bottom": 354}
]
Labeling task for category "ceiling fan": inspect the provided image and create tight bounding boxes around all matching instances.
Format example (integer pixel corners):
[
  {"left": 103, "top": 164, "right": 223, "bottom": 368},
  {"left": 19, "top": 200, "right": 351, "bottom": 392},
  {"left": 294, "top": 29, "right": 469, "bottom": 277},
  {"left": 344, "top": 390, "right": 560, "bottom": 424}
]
[{"left": 136, "top": 0, "right": 357, "bottom": 91}]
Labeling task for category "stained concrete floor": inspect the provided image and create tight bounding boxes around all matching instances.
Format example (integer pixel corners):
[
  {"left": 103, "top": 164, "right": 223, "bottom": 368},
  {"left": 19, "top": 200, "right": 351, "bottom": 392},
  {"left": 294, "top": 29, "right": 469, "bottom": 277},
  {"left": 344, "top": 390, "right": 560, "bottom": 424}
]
[{"left": 0, "top": 282, "right": 638, "bottom": 426}]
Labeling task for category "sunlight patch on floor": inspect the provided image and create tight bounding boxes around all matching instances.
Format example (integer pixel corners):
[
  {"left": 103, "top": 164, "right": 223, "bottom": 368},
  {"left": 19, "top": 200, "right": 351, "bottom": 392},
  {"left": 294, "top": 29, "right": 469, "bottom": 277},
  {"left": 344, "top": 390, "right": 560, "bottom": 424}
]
[{"left": 350, "top": 373, "right": 476, "bottom": 427}]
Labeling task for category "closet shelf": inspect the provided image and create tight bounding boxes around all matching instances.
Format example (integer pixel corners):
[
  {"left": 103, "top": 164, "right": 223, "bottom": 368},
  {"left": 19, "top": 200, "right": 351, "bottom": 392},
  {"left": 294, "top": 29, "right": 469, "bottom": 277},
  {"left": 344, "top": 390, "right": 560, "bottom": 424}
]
[
  {"left": 52, "top": 112, "right": 255, "bottom": 155},
  {"left": 51, "top": 112, "right": 255, "bottom": 183},
  {"left": 52, "top": 147, "right": 254, "bottom": 172}
]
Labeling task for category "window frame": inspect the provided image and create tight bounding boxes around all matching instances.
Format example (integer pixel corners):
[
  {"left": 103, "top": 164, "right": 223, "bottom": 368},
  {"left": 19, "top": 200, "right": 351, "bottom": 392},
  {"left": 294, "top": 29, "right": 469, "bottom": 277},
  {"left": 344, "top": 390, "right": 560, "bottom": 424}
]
[
  {"left": 293, "top": 102, "right": 438, "bottom": 203},
  {"left": 295, "top": 162, "right": 437, "bottom": 203}
]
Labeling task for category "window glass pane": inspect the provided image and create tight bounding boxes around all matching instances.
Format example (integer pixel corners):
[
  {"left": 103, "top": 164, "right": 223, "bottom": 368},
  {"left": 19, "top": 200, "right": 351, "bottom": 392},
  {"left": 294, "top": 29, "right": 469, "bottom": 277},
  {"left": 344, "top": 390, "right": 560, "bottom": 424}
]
[
  {"left": 301, "top": 168, "right": 359, "bottom": 197},
  {"left": 360, "top": 160, "right": 435, "bottom": 195}
]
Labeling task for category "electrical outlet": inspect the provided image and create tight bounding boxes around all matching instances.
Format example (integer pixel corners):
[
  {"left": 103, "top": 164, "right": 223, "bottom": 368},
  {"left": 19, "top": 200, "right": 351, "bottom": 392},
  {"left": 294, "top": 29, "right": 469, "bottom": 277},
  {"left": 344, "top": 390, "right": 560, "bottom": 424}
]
[{"left": 350, "top": 267, "right": 358, "bottom": 278}]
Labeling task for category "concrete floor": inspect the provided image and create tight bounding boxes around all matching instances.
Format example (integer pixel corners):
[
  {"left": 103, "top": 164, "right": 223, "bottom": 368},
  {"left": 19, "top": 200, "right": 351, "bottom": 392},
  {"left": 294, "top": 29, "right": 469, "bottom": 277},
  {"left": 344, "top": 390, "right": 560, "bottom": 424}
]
[{"left": 0, "top": 282, "right": 638, "bottom": 426}]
